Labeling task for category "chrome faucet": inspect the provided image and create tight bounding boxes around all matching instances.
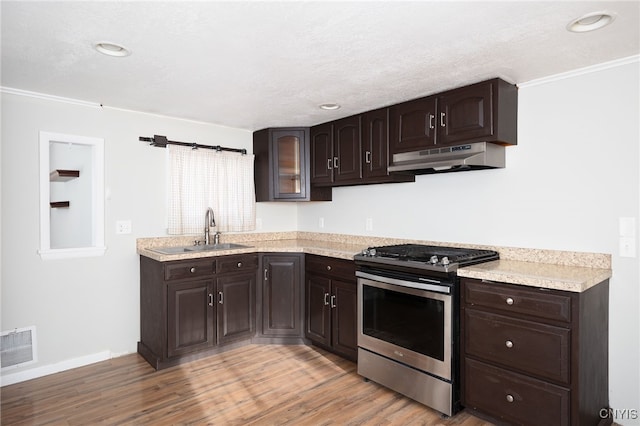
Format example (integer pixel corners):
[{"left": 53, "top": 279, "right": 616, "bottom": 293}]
[{"left": 204, "top": 207, "right": 216, "bottom": 245}]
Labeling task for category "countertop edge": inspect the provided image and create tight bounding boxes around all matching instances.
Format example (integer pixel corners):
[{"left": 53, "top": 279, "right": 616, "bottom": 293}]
[{"left": 137, "top": 237, "right": 612, "bottom": 293}]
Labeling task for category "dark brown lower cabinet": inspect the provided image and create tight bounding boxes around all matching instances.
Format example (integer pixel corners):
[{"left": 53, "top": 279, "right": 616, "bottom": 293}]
[
  {"left": 138, "top": 254, "right": 257, "bottom": 370},
  {"left": 139, "top": 251, "right": 358, "bottom": 370},
  {"left": 460, "top": 277, "right": 610, "bottom": 426},
  {"left": 216, "top": 272, "right": 256, "bottom": 345},
  {"left": 305, "top": 255, "right": 357, "bottom": 361},
  {"left": 258, "top": 254, "right": 304, "bottom": 340},
  {"left": 167, "top": 279, "right": 215, "bottom": 357}
]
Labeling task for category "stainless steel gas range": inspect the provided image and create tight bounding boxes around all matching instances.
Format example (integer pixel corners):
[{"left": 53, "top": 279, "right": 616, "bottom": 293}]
[{"left": 354, "top": 244, "right": 499, "bottom": 417}]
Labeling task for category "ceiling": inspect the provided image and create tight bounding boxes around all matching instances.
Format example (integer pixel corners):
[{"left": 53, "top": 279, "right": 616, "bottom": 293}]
[{"left": 2, "top": 1, "right": 639, "bottom": 131}]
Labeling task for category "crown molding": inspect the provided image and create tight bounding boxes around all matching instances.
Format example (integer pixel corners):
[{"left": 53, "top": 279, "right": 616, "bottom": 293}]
[
  {"left": 0, "top": 87, "right": 102, "bottom": 108},
  {"left": 518, "top": 55, "right": 639, "bottom": 88}
]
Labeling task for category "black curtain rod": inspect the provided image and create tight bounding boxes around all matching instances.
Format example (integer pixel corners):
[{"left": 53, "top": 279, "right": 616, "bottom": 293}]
[{"left": 139, "top": 135, "right": 247, "bottom": 155}]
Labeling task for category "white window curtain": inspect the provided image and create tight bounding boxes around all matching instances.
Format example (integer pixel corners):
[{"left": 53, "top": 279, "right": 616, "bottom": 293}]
[{"left": 168, "top": 145, "right": 256, "bottom": 234}]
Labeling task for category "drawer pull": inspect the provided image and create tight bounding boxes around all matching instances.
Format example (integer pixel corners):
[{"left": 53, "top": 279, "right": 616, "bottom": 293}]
[
  {"left": 505, "top": 297, "right": 514, "bottom": 305},
  {"left": 326, "top": 265, "right": 332, "bottom": 271},
  {"left": 505, "top": 340, "right": 514, "bottom": 348},
  {"left": 506, "top": 394, "right": 514, "bottom": 403},
  {"left": 190, "top": 267, "right": 196, "bottom": 273},
  {"left": 237, "top": 262, "right": 243, "bottom": 268}
]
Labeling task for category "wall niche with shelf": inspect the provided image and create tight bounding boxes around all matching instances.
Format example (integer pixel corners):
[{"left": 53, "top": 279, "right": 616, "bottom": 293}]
[{"left": 39, "top": 131, "right": 105, "bottom": 259}]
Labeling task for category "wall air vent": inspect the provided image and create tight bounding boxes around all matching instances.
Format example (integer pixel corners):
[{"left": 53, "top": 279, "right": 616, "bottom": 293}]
[{"left": 1, "top": 326, "right": 37, "bottom": 369}]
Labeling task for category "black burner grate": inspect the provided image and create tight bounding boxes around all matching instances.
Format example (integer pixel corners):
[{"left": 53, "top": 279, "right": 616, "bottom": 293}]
[{"left": 371, "top": 244, "right": 497, "bottom": 265}]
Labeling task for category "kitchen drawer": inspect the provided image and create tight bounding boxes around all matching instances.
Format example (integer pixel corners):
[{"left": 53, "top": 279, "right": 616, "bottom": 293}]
[
  {"left": 306, "top": 254, "right": 356, "bottom": 280},
  {"left": 216, "top": 254, "right": 258, "bottom": 274},
  {"left": 464, "top": 357, "right": 570, "bottom": 426},
  {"left": 465, "top": 308, "right": 570, "bottom": 384},
  {"left": 164, "top": 259, "right": 216, "bottom": 281},
  {"left": 463, "top": 278, "right": 572, "bottom": 323}
]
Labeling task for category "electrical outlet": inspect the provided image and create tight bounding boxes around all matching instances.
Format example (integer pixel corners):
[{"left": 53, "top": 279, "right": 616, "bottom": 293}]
[
  {"left": 318, "top": 217, "right": 325, "bottom": 229},
  {"left": 116, "top": 220, "right": 132, "bottom": 235},
  {"left": 365, "top": 218, "right": 373, "bottom": 231},
  {"left": 620, "top": 237, "right": 636, "bottom": 258},
  {"left": 256, "top": 218, "right": 263, "bottom": 230}
]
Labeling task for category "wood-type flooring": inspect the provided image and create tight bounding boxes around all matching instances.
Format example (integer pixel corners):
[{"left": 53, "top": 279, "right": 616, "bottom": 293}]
[{"left": 1, "top": 344, "right": 494, "bottom": 425}]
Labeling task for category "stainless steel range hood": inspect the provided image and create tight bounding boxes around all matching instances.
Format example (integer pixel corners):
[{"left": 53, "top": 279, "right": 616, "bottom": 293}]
[{"left": 388, "top": 142, "right": 505, "bottom": 174}]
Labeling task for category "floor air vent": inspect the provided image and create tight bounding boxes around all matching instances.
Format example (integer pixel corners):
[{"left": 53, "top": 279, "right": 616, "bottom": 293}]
[{"left": 1, "top": 326, "right": 37, "bottom": 369}]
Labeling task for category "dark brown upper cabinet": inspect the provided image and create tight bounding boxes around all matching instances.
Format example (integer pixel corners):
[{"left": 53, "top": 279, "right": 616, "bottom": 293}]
[
  {"left": 254, "top": 127, "right": 332, "bottom": 202},
  {"left": 390, "top": 78, "right": 517, "bottom": 155},
  {"left": 389, "top": 96, "right": 438, "bottom": 154},
  {"left": 362, "top": 108, "right": 414, "bottom": 183},
  {"left": 311, "top": 116, "right": 362, "bottom": 185},
  {"left": 333, "top": 115, "right": 362, "bottom": 183},
  {"left": 312, "top": 113, "right": 414, "bottom": 187},
  {"left": 310, "top": 123, "right": 334, "bottom": 185}
]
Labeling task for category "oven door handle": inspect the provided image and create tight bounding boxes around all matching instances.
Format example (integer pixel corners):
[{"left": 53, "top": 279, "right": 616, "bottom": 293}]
[{"left": 356, "top": 271, "right": 451, "bottom": 294}]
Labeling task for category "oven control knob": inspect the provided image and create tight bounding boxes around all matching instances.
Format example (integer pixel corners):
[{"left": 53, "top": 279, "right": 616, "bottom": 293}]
[
  {"left": 363, "top": 248, "right": 376, "bottom": 257},
  {"left": 441, "top": 256, "right": 450, "bottom": 266},
  {"left": 430, "top": 255, "right": 439, "bottom": 264}
]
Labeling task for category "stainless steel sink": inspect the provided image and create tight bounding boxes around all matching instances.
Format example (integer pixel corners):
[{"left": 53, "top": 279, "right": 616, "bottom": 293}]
[{"left": 148, "top": 243, "right": 251, "bottom": 255}]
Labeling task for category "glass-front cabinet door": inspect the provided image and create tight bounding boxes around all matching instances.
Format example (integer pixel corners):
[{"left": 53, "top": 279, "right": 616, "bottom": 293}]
[{"left": 271, "top": 129, "right": 307, "bottom": 199}]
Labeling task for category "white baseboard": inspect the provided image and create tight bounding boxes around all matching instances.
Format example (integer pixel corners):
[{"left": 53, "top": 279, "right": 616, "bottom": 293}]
[{"left": 0, "top": 350, "right": 111, "bottom": 387}]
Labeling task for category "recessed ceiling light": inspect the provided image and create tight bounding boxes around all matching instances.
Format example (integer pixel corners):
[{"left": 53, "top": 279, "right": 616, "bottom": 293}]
[
  {"left": 567, "top": 12, "right": 615, "bottom": 33},
  {"left": 94, "top": 41, "right": 131, "bottom": 57},
  {"left": 319, "top": 103, "right": 340, "bottom": 110}
]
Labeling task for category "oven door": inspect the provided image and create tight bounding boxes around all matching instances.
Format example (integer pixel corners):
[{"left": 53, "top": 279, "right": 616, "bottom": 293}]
[{"left": 357, "top": 272, "right": 452, "bottom": 381}]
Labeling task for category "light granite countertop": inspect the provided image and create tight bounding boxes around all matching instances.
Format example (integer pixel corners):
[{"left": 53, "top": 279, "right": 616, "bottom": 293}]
[
  {"left": 457, "top": 259, "right": 611, "bottom": 293},
  {"left": 137, "top": 232, "right": 612, "bottom": 293}
]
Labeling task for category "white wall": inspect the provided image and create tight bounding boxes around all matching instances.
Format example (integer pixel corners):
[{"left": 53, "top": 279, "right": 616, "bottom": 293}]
[
  {"left": 298, "top": 59, "right": 640, "bottom": 423},
  {"left": 1, "top": 59, "right": 638, "bottom": 423},
  {"left": 0, "top": 94, "right": 294, "bottom": 381}
]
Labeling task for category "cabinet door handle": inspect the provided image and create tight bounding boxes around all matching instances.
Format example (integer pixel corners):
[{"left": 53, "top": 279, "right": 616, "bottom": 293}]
[
  {"left": 327, "top": 158, "right": 333, "bottom": 170},
  {"left": 264, "top": 268, "right": 268, "bottom": 281},
  {"left": 333, "top": 157, "right": 339, "bottom": 169},
  {"left": 218, "top": 291, "right": 224, "bottom": 304},
  {"left": 190, "top": 267, "right": 196, "bottom": 273},
  {"left": 365, "top": 151, "right": 372, "bottom": 164},
  {"left": 326, "top": 265, "right": 332, "bottom": 271},
  {"left": 237, "top": 262, "right": 242, "bottom": 268},
  {"left": 429, "top": 113, "right": 435, "bottom": 130},
  {"left": 506, "top": 297, "right": 514, "bottom": 305},
  {"left": 208, "top": 293, "right": 214, "bottom": 306},
  {"left": 440, "top": 112, "right": 446, "bottom": 127},
  {"left": 330, "top": 295, "right": 337, "bottom": 308},
  {"left": 506, "top": 394, "right": 514, "bottom": 403},
  {"left": 324, "top": 293, "right": 330, "bottom": 306},
  {"left": 505, "top": 340, "right": 514, "bottom": 348}
]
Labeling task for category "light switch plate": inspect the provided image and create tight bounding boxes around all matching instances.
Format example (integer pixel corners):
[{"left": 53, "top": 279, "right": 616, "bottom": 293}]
[{"left": 619, "top": 217, "right": 636, "bottom": 237}]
